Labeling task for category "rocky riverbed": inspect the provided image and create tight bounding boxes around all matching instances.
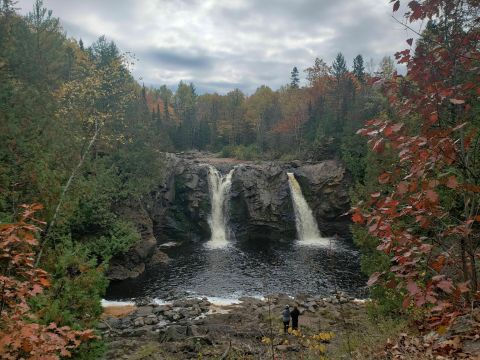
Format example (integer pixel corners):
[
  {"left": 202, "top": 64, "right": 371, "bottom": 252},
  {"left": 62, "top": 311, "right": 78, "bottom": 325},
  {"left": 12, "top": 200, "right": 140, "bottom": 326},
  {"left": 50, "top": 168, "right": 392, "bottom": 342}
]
[{"left": 100, "top": 292, "right": 367, "bottom": 359}]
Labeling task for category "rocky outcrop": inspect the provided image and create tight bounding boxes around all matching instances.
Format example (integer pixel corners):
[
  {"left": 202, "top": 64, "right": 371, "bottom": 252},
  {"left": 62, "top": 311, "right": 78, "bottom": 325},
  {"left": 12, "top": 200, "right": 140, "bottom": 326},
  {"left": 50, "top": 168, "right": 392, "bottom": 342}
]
[
  {"left": 295, "top": 161, "right": 352, "bottom": 238},
  {"left": 229, "top": 162, "right": 296, "bottom": 241},
  {"left": 230, "top": 159, "right": 351, "bottom": 240},
  {"left": 107, "top": 197, "right": 171, "bottom": 281}
]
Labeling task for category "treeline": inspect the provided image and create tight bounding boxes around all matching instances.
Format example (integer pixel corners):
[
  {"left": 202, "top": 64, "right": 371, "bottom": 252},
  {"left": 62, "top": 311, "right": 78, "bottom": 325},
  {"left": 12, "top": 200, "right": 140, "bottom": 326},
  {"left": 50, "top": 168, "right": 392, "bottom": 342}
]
[
  {"left": 145, "top": 55, "right": 394, "bottom": 167},
  {"left": 0, "top": 1, "right": 167, "bottom": 357}
]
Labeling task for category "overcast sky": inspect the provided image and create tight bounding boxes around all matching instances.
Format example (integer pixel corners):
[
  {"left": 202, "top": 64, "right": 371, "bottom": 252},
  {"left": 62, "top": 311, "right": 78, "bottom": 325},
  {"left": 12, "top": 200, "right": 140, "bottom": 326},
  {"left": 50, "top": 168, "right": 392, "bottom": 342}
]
[{"left": 17, "top": 0, "right": 414, "bottom": 94}]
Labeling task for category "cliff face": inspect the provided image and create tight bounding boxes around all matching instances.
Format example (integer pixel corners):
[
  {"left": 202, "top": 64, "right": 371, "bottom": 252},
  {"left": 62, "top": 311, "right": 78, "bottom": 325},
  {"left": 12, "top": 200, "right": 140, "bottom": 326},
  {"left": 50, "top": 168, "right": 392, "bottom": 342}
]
[{"left": 107, "top": 153, "right": 352, "bottom": 280}]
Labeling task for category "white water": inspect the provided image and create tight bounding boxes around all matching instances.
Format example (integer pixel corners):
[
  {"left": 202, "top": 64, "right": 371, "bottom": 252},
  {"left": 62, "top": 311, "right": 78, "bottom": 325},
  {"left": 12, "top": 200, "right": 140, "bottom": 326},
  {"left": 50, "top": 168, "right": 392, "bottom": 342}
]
[
  {"left": 287, "top": 172, "right": 329, "bottom": 246},
  {"left": 206, "top": 166, "right": 234, "bottom": 249}
]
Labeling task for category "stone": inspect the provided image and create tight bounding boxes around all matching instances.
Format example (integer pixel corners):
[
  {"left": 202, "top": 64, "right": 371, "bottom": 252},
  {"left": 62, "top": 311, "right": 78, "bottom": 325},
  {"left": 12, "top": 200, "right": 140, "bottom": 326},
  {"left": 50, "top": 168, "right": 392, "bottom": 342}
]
[
  {"left": 133, "top": 318, "right": 145, "bottom": 327},
  {"left": 161, "top": 325, "right": 188, "bottom": 342},
  {"left": 96, "top": 322, "right": 109, "bottom": 330},
  {"left": 135, "top": 306, "right": 154, "bottom": 317},
  {"left": 144, "top": 315, "right": 158, "bottom": 325},
  {"left": 105, "top": 317, "right": 121, "bottom": 328}
]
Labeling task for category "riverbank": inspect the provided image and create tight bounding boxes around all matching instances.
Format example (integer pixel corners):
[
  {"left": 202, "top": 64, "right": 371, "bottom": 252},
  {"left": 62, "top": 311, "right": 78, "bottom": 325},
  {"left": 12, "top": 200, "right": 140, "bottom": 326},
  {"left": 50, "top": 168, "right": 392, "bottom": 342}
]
[{"left": 99, "top": 293, "right": 388, "bottom": 359}]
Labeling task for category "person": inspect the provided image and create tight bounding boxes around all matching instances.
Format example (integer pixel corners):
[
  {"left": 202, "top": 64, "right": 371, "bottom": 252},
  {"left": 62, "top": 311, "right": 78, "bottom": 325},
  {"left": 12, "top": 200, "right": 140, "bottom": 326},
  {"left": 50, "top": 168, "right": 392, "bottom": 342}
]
[
  {"left": 290, "top": 305, "right": 301, "bottom": 330},
  {"left": 282, "top": 305, "right": 290, "bottom": 333}
]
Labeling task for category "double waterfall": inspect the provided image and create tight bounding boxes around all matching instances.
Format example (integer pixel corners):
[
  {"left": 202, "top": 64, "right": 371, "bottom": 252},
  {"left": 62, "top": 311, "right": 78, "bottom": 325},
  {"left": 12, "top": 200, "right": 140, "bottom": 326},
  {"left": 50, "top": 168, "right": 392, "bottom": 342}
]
[{"left": 205, "top": 165, "right": 327, "bottom": 249}]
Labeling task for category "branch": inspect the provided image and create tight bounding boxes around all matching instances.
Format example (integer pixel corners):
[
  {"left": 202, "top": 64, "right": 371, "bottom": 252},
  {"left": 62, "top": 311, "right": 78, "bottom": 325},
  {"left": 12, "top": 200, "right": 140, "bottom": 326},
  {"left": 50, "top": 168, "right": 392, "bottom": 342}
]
[{"left": 35, "top": 119, "right": 101, "bottom": 266}]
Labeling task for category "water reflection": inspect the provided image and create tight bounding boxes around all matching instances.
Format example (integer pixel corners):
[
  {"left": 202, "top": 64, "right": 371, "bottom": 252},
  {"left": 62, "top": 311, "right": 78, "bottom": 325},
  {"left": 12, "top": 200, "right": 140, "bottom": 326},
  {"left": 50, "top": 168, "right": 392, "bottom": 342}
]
[{"left": 106, "top": 238, "right": 366, "bottom": 302}]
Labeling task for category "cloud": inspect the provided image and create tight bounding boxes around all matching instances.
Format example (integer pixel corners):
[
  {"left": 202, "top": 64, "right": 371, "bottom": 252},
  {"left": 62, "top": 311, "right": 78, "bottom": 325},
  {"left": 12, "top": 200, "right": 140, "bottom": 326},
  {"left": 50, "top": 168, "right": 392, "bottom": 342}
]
[{"left": 16, "top": 0, "right": 416, "bottom": 94}]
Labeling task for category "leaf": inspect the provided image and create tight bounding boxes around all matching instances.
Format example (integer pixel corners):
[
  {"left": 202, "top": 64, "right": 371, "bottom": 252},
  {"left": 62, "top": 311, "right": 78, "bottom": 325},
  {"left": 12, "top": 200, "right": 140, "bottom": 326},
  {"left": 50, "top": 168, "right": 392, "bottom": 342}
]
[
  {"left": 456, "top": 281, "right": 470, "bottom": 293},
  {"left": 372, "top": 138, "right": 385, "bottom": 153},
  {"left": 406, "top": 38, "right": 413, "bottom": 46},
  {"left": 397, "top": 182, "right": 409, "bottom": 195},
  {"left": 378, "top": 173, "right": 390, "bottom": 184},
  {"left": 352, "top": 212, "right": 364, "bottom": 224},
  {"left": 431, "top": 255, "right": 446, "bottom": 272},
  {"left": 425, "top": 190, "right": 439, "bottom": 203},
  {"left": 407, "top": 280, "right": 421, "bottom": 295},
  {"left": 445, "top": 175, "right": 458, "bottom": 189},
  {"left": 367, "top": 272, "right": 382, "bottom": 286},
  {"left": 437, "top": 280, "right": 454, "bottom": 294},
  {"left": 429, "top": 113, "right": 438, "bottom": 123},
  {"left": 393, "top": 0, "right": 400, "bottom": 12}
]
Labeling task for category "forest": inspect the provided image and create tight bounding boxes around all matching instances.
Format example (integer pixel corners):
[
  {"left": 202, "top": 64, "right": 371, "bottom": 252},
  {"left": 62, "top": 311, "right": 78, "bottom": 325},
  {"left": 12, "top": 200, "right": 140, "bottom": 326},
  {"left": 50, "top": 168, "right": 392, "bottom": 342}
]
[{"left": 0, "top": 0, "right": 479, "bottom": 358}]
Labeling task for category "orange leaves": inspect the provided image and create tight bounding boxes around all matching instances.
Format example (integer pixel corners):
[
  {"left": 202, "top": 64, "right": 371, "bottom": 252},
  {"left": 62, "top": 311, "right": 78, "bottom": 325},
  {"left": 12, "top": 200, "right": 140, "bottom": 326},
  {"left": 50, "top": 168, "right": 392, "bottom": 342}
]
[
  {"left": 0, "top": 205, "right": 94, "bottom": 359},
  {"left": 378, "top": 172, "right": 391, "bottom": 184},
  {"left": 351, "top": 211, "right": 365, "bottom": 224}
]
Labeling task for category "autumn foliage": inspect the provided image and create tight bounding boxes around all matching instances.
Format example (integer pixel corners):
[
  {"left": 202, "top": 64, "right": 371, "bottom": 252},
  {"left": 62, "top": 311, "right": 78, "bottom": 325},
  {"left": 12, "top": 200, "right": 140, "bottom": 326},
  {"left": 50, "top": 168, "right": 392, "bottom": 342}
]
[
  {"left": 353, "top": 0, "right": 480, "bottom": 330},
  {"left": 0, "top": 205, "right": 94, "bottom": 359}
]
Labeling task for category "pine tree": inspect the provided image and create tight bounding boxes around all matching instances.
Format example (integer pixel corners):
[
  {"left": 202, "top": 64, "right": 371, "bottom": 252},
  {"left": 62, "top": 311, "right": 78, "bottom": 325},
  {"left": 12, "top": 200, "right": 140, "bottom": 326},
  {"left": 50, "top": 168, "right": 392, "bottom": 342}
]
[
  {"left": 332, "top": 53, "right": 347, "bottom": 79},
  {"left": 353, "top": 54, "right": 365, "bottom": 82},
  {"left": 79, "top": 38, "right": 84, "bottom": 51},
  {"left": 290, "top": 66, "right": 300, "bottom": 88}
]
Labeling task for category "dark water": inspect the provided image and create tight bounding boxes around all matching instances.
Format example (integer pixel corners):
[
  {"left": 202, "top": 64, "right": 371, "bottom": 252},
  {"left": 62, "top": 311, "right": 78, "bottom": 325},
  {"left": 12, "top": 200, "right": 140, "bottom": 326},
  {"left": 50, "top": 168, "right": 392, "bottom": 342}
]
[{"left": 106, "top": 238, "right": 367, "bottom": 302}]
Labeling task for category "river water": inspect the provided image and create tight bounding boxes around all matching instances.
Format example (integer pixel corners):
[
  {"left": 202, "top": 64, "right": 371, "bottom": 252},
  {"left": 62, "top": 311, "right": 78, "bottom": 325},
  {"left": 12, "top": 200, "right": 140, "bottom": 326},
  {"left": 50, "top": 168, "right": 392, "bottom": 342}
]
[{"left": 106, "top": 238, "right": 366, "bottom": 303}]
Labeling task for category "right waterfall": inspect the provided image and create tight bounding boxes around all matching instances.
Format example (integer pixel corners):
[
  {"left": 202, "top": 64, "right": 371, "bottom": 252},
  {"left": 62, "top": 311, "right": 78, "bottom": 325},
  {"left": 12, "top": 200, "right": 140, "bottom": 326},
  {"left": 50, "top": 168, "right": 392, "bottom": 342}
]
[{"left": 287, "top": 172, "right": 329, "bottom": 246}]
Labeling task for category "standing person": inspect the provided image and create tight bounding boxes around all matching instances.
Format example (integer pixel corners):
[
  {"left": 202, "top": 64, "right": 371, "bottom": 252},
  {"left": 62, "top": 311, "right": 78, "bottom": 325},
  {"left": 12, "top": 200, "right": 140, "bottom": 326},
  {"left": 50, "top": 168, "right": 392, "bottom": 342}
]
[
  {"left": 290, "top": 306, "right": 301, "bottom": 330},
  {"left": 282, "top": 305, "right": 291, "bottom": 333}
]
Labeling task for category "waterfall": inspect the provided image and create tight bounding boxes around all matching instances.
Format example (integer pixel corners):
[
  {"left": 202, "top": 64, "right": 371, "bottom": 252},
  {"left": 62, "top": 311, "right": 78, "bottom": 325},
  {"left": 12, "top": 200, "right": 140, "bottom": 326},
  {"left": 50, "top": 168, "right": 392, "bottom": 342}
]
[
  {"left": 287, "top": 172, "right": 329, "bottom": 246},
  {"left": 206, "top": 166, "right": 234, "bottom": 249}
]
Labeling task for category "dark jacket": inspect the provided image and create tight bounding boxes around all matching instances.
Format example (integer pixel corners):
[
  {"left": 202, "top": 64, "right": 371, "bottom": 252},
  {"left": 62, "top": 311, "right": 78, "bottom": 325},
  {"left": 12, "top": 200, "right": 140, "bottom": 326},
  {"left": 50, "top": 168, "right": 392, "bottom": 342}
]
[{"left": 290, "top": 307, "right": 300, "bottom": 321}]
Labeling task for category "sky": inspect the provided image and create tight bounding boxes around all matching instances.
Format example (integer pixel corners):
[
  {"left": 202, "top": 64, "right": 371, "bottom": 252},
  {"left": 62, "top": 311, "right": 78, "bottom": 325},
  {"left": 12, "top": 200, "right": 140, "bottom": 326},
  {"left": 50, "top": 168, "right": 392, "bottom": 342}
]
[{"left": 16, "top": 0, "right": 415, "bottom": 94}]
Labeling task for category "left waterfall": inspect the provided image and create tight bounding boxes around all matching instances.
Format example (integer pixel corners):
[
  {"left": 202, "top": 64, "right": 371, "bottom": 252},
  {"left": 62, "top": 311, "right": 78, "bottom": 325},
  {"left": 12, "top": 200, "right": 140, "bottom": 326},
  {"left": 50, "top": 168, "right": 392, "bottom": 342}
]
[{"left": 206, "top": 165, "right": 234, "bottom": 249}]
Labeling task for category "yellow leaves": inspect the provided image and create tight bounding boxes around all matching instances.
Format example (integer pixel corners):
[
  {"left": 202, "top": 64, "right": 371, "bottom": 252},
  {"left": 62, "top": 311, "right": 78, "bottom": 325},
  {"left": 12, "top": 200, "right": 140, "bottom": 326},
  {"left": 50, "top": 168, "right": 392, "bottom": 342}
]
[
  {"left": 312, "top": 331, "right": 335, "bottom": 342},
  {"left": 261, "top": 336, "right": 272, "bottom": 345},
  {"left": 310, "top": 343, "right": 326, "bottom": 353}
]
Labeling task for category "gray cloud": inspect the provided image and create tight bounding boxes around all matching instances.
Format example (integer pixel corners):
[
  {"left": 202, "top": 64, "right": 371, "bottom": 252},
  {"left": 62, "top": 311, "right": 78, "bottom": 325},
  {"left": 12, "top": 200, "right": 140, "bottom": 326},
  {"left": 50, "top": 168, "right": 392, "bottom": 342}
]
[{"left": 17, "top": 0, "right": 416, "bottom": 94}]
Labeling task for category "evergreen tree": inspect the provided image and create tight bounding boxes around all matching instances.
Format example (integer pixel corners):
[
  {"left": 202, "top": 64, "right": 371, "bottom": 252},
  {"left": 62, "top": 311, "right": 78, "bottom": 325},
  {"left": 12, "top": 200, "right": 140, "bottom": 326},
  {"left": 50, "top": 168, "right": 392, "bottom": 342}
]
[
  {"left": 79, "top": 38, "right": 84, "bottom": 51},
  {"left": 332, "top": 52, "right": 347, "bottom": 79},
  {"left": 353, "top": 54, "right": 365, "bottom": 82},
  {"left": 290, "top": 66, "right": 300, "bottom": 88}
]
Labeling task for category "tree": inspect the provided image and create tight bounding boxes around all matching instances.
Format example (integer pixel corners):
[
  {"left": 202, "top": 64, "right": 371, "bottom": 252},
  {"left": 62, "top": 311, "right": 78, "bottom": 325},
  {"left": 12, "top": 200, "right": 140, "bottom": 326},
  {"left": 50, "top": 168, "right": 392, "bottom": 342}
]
[
  {"left": 304, "top": 57, "right": 330, "bottom": 86},
  {"left": 290, "top": 66, "right": 300, "bottom": 88},
  {"left": 377, "top": 56, "right": 395, "bottom": 80},
  {"left": 353, "top": 54, "right": 365, "bottom": 82},
  {"left": 332, "top": 52, "right": 347, "bottom": 80},
  {"left": 354, "top": 0, "right": 480, "bottom": 332}
]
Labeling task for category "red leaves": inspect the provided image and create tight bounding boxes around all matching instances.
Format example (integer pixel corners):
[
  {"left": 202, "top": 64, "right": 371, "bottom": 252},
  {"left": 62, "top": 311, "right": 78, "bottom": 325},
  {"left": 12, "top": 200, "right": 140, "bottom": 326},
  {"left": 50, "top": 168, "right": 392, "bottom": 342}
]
[
  {"left": 425, "top": 190, "right": 439, "bottom": 203},
  {"left": 355, "top": 0, "right": 480, "bottom": 333},
  {"left": 407, "top": 280, "right": 421, "bottom": 295},
  {"left": 367, "top": 271, "right": 382, "bottom": 286},
  {"left": 445, "top": 176, "right": 458, "bottom": 189},
  {"left": 437, "top": 280, "right": 454, "bottom": 294},
  {"left": 0, "top": 205, "right": 93, "bottom": 359}
]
